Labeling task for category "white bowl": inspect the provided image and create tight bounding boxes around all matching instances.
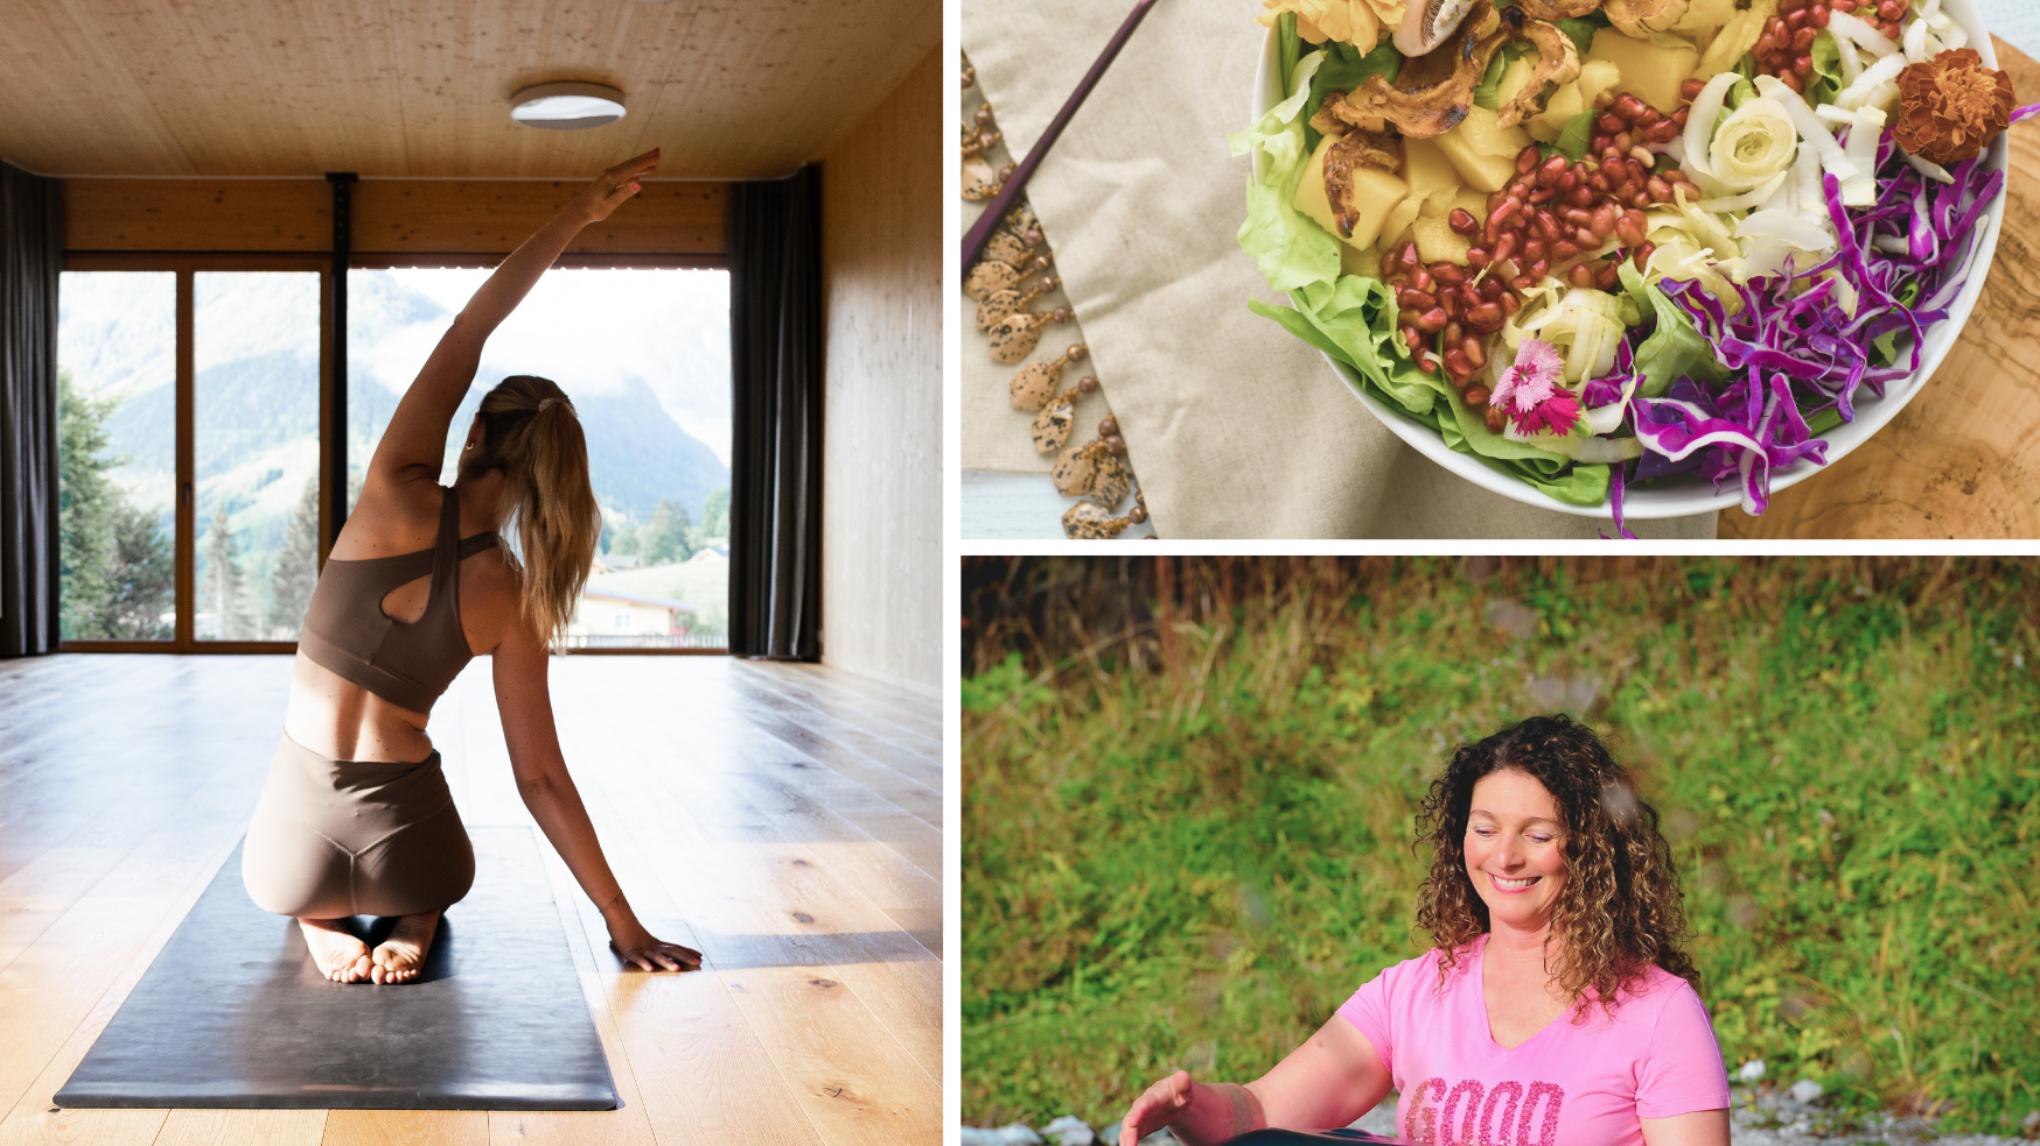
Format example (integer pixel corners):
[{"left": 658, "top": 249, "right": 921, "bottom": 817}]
[{"left": 1250, "top": 2, "right": 2008, "bottom": 520}]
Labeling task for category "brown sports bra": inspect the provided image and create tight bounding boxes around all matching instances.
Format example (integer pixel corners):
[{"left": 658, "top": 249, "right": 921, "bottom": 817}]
[{"left": 297, "top": 483, "right": 499, "bottom": 715}]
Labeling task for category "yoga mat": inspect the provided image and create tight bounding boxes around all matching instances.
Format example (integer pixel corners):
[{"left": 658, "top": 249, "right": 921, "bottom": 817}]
[
  {"left": 1215, "top": 1125, "right": 1411, "bottom": 1133},
  {"left": 54, "top": 826, "right": 620, "bottom": 1110}
]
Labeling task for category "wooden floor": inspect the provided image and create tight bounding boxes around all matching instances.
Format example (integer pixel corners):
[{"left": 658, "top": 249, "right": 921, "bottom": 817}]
[{"left": 0, "top": 654, "right": 942, "bottom": 1146}]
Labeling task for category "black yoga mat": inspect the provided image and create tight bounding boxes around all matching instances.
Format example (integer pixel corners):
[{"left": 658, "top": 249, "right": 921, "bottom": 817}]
[{"left": 54, "top": 826, "right": 619, "bottom": 1110}]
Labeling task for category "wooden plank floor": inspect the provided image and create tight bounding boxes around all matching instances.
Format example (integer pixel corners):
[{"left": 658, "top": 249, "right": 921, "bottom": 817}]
[{"left": 0, "top": 654, "right": 942, "bottom": 1146}]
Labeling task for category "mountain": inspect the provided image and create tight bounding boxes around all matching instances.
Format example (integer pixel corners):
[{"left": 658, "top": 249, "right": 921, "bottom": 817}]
[{"left": 362, "top": 361, "right": 729, "bottom": 532}]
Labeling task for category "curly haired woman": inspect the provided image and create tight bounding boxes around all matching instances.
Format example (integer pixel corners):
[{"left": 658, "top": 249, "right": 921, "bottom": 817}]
[{"left": 1118, "top": 714, "right": 1731, "bottom": 1146}]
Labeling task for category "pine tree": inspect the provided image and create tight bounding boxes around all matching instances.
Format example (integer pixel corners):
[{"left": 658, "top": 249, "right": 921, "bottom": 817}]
[
  {"left": 103, "top": 498, "right": 174, "bottom": 639},
  {"left": 702, "top": 487, "right": 729, "bottom": 541},
  {"left": 201, "top": 499, "right": 256, "bottom": 639},
  {"left": 57, "top": 371, "right": 119, "bottom": 639},
  {"left": 642, "top": 498, "right": 694, "bottom": 565},
  {"left": 269, "top": 474, "right": 320, "bottom": 635},
  {"left": 612, "top": 519, "right": 640, "bottom": 556},
  {"left": 668, "top": 499, "right": 695, "bottom": 562}
]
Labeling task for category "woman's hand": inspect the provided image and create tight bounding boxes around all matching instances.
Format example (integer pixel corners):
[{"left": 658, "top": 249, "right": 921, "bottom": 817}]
[
  {"left": 565, "top": 148, "right": 662, "bottom": 225},
  {"left": 1119, "top": 1070, "right": 1264, "bottom": 1146},
  {"left": 606, "top": 916, "right": 703, "bottom": 972}
]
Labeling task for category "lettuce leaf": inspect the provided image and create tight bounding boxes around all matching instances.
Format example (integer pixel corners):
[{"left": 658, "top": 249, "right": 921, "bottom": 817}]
[
  {"left": 1230, "top": 50, "right": 1341, "bottom": 292},
  {"left": 1807, "top": 29, "right": 1843, "bottom": 106},
  {"left": 1250, "top": 285, "right": 1614, "bottom": 508},
  {"left": 1554, "top": 13, "right": 1606, "bottom": 56},
  {"left": 1277, "top": 12, "right": 1301, "bottom": 98},
  {"left": 1618, "top": 261, "right": 1730, "bottom": 398},
  {"left": 1554, "top": 109, "right": 1596, "bottom": 159}
]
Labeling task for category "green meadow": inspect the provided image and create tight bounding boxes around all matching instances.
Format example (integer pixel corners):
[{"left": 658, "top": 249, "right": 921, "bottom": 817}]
[{"left": 961, "top": 558, "right": 2040, "bottom": 1136}]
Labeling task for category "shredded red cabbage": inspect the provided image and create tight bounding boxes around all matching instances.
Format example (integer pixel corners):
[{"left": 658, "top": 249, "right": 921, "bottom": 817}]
[{"left": 1611, "top": 122, "right": 2008, "bottom": 523}]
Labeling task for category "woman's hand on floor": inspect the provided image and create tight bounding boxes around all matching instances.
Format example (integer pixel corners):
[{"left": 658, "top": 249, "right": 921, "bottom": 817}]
[
  {"left": 566, "top": 148, "right": 662, "bottom": 225},
  {"left": 607, "top": 917, "right": 703, "bottom": 972}
]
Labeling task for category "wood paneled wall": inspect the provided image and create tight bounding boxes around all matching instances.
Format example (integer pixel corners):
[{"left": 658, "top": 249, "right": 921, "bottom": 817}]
[
  {"left": 818, "top": 46, "right": 941, "bottom": 695},
  {"left": 65, "top": 179, "right": 727, "bottom": 255}
]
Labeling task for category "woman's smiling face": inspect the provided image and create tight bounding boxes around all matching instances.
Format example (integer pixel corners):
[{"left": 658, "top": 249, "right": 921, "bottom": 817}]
[{"left": 1465, "top": 768, "right": 1568, "bottom": 926}]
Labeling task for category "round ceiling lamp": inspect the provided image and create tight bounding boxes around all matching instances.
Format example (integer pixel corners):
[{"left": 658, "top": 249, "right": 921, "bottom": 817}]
[{"left": 509, "top": 82, "right": 627, "bottom": 131}]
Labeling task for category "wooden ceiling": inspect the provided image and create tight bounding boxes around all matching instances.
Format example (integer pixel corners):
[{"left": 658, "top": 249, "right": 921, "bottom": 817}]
[{"left": 0, "top": 0, "right": 941, "bottom": 179}]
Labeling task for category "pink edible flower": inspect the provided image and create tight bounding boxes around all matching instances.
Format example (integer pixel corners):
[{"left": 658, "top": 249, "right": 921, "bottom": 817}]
[
  {"left": 1517, "top": 389, "right": 1582, "bottom": 436},
  {"left": 1490, "top": 338, "right": 1582, "bottom": 438}
]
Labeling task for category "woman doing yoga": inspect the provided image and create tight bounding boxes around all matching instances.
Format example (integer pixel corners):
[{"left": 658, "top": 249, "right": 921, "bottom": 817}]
[
  {"left": 1118, "top": 715, "right": 1732, "bottom": 1146},
  {"left": 240, "top": 148, "right": 703, "bottom": 985}
]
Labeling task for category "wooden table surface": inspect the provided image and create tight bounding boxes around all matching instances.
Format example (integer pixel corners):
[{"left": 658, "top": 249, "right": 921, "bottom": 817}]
[{"left": 1722, "top": 36, "right": 2040, "bottom": 538}]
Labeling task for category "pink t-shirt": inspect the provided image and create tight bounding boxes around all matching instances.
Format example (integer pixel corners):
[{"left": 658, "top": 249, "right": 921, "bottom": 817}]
[{"left": 1336, "top": 932, "right": 1729, "bottom": 1146}]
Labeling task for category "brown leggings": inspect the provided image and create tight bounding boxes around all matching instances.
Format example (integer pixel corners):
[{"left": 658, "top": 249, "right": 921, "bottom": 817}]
[{"left": 241, "top": 728, "right": 475, "bottom": 919}]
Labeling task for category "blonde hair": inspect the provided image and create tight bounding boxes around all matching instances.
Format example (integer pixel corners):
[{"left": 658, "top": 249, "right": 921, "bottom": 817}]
[{"left": 460, "top": 375, "right": 599, "bottom": 653}]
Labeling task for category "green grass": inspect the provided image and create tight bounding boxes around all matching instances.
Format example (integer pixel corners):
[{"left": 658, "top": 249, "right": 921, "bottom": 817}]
[{"left": 961, "top": 558, "right": 2040, "bottom": 1135}]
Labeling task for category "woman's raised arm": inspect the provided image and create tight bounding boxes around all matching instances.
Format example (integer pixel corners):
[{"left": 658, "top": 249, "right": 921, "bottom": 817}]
[{"left": 362, "top": 148, "right": 663, "bottom": 486}]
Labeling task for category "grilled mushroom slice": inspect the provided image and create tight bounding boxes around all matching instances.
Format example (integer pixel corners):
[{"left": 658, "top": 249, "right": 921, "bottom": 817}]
[
  {"left": 1322, "top": 128, "right": 1404, "bottom": 238},
  {"left": 1309, "top": 100, "right": 1350, "bottom": 142},
  {"left": 1606, "top": 0, "right": 1691, "bottom": 37},
  {"left": 1395, "top": 0, "right": 1483, "bottom": 57},
  {"left": 1495, "top": 18, "right": 1584, "bottom": 128},
  {"left": 1514, "top": 0, "right": 1604, "bottom": 19},
  {"left": 1330, "top": 0, "right": 1511, "bottom": 138}
]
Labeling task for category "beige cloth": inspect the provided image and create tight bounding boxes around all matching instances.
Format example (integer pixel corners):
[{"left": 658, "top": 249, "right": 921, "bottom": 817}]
[{"left": 961, "top": 1, "right": 1718, "bottom": 538}]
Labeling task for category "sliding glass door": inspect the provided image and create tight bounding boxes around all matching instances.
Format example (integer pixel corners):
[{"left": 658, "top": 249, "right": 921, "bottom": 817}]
[
  {"left": 54, "top": 271, "right": 178, "bottom": 641},
  {"left": 194, "top": 271, "right": 324, "bottom": 642}
]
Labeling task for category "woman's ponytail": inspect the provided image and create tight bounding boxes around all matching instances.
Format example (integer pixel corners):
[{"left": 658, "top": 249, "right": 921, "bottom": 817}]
[{"left": 468, "top": 376, "right": 600, "bottom": 653}]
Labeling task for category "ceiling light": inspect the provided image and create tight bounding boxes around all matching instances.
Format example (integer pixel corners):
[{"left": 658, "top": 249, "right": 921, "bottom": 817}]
[{"left": 509, "top": 82, "right": 627, "bottom": 131}]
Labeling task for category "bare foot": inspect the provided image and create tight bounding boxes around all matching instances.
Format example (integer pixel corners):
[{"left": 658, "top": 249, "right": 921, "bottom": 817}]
[
  {"left": 298, "top": 917, "right": 372, "bottom": 983},
  {"left": 369, "top": 910, "right": 440, "bottom": 984}
]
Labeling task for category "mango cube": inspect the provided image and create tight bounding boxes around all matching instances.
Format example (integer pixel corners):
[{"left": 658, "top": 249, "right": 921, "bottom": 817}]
[
  {"left": 1293, "top": 135, "right": 1408, "bottom": 251},
  {"left": 1380, "top": 195, "right": 1424, "bottom": 252},
  {"left": 1403, "top": 137, "right": 1463, "bottom": 215},
  {"left": 1436, "top": 105, "right": 1528, "bottom": 192},
  {"left": 1494, "top": 54, "right": 1537, "bottom": 111},
  {"left": 1413, "top": 215, "right": 1472, "bottom": 265},
  {"left": 1674, "top": 0, "right": 1739, "bottom": 37},
  {"left": 1576, "top": 59, "right": 1622, "bottom": 110},
  {"left": 1529, "top": 80, "right": 1585, "bottom": 141},
  {"left": 1341, "top": 241, "right": 1379, "bottom": 277},
  {"left": 1584, "top": 29, "right": 1700, "bottom": 115}
]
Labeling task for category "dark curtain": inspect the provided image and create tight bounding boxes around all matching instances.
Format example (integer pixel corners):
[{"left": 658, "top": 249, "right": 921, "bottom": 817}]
[
  {"left": 0, "top": 161, "right": 64, "bottom": 659},
  {"left": 727, "top": 165, "right": 822, "bottom": 661}
]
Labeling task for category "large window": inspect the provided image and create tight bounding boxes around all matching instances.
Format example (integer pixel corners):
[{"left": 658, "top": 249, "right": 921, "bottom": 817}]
[
  {"left": 55, "top": 271, "right": 177, "bottom": 641},
  {"left": 348, "top": 267, "right": 732, "bottom": 649},
  {"left": 57, "top": 258, "right": 726, "bottom": 653}
]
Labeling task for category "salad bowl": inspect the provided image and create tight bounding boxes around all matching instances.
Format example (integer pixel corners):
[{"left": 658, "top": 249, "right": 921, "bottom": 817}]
[{"left": 1245, "top": 0, "right": 2014, "bottom": 524}]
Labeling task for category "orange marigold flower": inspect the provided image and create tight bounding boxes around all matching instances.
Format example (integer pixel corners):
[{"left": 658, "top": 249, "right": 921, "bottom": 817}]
[{"left": 1893, "top": 47, "right": 2017, "bottom": 165}]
